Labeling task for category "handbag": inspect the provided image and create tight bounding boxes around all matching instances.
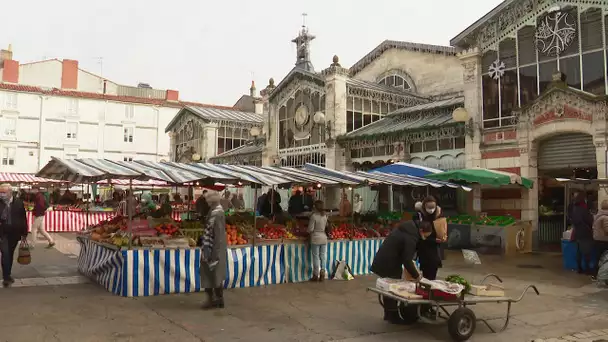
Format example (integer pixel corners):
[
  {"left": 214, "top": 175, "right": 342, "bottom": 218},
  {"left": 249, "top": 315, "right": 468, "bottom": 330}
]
[{"left": 17, "top": 240, "right": 32, "bottom": 265}]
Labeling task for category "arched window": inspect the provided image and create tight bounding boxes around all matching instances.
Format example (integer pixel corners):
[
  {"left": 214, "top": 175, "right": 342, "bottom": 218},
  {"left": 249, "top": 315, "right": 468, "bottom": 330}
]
[{"left": 378, "top": 74, "right": 412, "bottom": 91}]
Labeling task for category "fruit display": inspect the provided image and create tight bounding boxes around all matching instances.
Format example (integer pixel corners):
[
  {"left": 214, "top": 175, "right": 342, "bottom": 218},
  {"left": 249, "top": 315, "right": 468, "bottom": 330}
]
[
  {"left": 328, "top": 223, "right": 351, "bottom": 240},
  {"left": 257, "top": 224, "right": 288, "bottom": 240},
  {"left": 448, "top": 215, "right": 516, "bottom": 226},
  {"left": 155, "top": 223, "right": 180, "bottom": 236},
  {"left": 226, "top": 224, "right": 249, "bottom": 246},
  {"left": 284, "top": 220, "right": 309, "bottom": 240}
]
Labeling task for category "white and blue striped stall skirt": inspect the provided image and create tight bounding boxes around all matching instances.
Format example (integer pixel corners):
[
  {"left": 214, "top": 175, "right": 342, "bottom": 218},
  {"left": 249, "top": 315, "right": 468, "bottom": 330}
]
[
  {"left": 77, "top": 238, "right": 286, "bottom": 297},
  {"left": 283, "top": 239, "right": 384, "bottom": 283}
]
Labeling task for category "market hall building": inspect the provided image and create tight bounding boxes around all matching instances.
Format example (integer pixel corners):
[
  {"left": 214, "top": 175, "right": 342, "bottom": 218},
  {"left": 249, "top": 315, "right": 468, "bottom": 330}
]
[
  {"left": 451, "top": 0, "right": 608, "bottom": 247},
  {"left": 208, "top": 24, "right": 470, "bottom": 208},
  {"left": 177, "top": 0, "right": 608, "bottom": 247}
]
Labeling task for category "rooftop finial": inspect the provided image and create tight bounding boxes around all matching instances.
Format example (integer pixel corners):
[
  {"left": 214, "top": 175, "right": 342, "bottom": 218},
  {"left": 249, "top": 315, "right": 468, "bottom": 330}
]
[
  {"left": 292, "top": 13, "right": 315, "bottom": 72},
  {"left": 7, "top": 44, "right": 12, "bottom": 52}
]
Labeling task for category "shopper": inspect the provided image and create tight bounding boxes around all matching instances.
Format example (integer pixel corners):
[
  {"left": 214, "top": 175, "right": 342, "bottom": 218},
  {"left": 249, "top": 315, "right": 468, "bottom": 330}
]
[
  {"left": 371, "top": 219, "right": 433, "bottom": 324},
  {"left": 417, "top": 196, "right": 444, "bottom": 281},
  {"left": 220, "top": 191, "right": 232, "bottom": 211},
  {"left": 592, "top": 200, "right": 608, "bottom": 280},
  {"left": 200, "top": 191, "right": 227, "bottom": 309},
  {"left": 0, "top": 183, "right": 29, "bottom": 288},
  {"left": 288, "top": 190, "right": 305, "bottom": 216},
  {"left": 353, "top": 194, "right": 363, "bottom": 224},
  {"left": 32, "top": 188, "right": 55, "bottom": 248},
  {"left": 571, "top": 192, "right": 594, "bottom": 274},
  {"left": 196, "top": 190, "right": 210, "bottom": 219},
  {"left": 308, "top": 200, "right": 328, "bottom": 282},
  {"left": 339, "top": 192, "right": 352, "bottom": 217}
]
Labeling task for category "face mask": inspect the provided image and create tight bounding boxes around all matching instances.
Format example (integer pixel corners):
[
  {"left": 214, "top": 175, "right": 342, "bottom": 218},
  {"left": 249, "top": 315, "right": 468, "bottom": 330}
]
[{"left": 426, "top": 208, "right": 436, "bottom": 214}]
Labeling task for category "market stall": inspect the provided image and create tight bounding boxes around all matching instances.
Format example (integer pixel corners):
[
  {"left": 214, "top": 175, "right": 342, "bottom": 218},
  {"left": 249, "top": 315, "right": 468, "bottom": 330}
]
[
  {"left": 39, "top": 158, "right": 469, "bottom": 297},
  {"left": 426, "top": 168, "right": 534, "bottom": 255}
]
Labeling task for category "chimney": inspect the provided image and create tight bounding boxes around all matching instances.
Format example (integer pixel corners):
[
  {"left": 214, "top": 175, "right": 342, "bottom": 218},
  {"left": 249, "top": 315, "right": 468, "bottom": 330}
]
[
  {"left": 2, "top": 60, "right": 19, "bottom": 83},
  {"left": 166, "top": 89, "right": 179, "bottom": 101},
  {"left": 1, "top": 44, "right": 18, "bottom": 83},
  {"left": 61, "top": 59, "right": 79, "bottom": 89},
  {"left": 249, "top": 80, "right": 257, "bottom": 97},
  {"left": 254, "top": 98, "right": 264, "bottom": 115}
]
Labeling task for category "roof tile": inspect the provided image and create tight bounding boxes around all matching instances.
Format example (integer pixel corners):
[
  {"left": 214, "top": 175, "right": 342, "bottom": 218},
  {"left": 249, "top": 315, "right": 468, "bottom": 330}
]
[{"left": 0, "top": 82, "right": 233, "bottom": 109}]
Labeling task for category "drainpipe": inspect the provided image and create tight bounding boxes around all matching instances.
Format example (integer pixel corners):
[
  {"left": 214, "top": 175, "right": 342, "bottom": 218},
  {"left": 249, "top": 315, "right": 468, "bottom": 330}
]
[{"left": 37, "top": 95, "right": 45, "bottom": 170}]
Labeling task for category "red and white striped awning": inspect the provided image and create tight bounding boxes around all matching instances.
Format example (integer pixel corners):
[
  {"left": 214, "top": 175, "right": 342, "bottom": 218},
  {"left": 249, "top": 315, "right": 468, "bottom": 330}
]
[{"left": 0, "top": 172, "right": 64, "bottom": 184}]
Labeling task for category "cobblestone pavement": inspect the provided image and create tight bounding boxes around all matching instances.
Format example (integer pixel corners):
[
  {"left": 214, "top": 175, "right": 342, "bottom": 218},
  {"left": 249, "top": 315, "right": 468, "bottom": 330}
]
[
  {"left": 1, "top": 234, "right": 606, "bottom": 342},
  {"left": 533, "top": 329, "right": 608, "bottom": 341}
]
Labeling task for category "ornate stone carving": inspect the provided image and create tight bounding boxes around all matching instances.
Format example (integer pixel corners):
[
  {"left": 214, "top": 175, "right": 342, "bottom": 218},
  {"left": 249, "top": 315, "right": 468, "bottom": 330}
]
[
  {"left": 595, "top": 141, "right": 606, "bottom": 148},
  {"left": 462, "top": 61, "right": 477, "bottom": 83},
  {"left": 470, "top": 0, "right": 552, "bottom": 51},
  {"left": 516, "top": 89, "right": 606, "bottom": 127},
  {"left": 346, "top": 85, "right": 427, "bottom": 107},
  {"left": 274, "top": 80, "right": 325, "bottom": 107}
]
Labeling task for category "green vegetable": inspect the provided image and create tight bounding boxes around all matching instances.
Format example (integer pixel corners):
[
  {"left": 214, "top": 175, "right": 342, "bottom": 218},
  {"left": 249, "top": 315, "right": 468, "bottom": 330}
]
[{"left": 445, "top": 274, "right": 471, "bottom": 293}]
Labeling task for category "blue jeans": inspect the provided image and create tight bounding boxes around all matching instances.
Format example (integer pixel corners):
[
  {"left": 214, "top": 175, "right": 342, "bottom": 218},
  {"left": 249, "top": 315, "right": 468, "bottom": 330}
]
[{"left": 311, "top": 244, "right": 327, "bottom": 277}]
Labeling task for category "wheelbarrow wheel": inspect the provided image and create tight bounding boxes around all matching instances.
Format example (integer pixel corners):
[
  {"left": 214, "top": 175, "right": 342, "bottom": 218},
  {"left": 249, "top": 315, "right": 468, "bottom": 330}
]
[{"left": 447, "top": 307, "right": 476, "bottom": 341}]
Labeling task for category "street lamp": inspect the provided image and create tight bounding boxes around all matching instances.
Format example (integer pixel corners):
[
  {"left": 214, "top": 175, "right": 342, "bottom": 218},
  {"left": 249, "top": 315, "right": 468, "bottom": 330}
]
[
  {"left": 452, "top": 107, "right": 477, "bottom": 139},
  {"left": 250, "top": 126, "right": 260, "bottom": 139}
]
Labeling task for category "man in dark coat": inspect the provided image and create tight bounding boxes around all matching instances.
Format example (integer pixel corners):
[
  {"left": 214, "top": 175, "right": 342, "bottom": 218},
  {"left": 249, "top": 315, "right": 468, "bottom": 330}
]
[
  {"left": 371, "top": 220, "right": 433, "bottom": 324},
  {"left": 0, "top": 184, "right": 29, "bottom": 288},
  {"left": 288, "top": 190, "right": 305, "bottom": 216},
  {"left": 196, "top": 190, "right": 210, "bottom": 219},
  {"left": 571, "top": 192, "right": 594, "bottom": 274}
]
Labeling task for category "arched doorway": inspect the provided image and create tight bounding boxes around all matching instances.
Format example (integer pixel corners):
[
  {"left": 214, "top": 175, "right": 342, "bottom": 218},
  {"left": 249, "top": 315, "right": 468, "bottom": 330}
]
[{"left": 536, "top": 133, "right": 597, "bottom": 250}]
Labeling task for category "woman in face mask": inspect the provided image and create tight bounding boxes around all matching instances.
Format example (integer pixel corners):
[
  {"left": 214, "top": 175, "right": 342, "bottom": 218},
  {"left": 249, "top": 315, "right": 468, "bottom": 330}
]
[{"left": 416, "top": 196, "right": 443, "bottom": 281}]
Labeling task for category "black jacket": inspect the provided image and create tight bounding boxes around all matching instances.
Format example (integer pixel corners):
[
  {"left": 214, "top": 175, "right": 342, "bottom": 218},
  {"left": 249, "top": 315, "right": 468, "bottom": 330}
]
[
  {"left": 0, "top": 197, "right": 28, "bottom": 237},
  {"left": 371, "top": 220, "right": 420, "bottom": 279},
  {"left": 288, "top": 195, "right": 305, "bottom": 216},
  {"left": 195, "top": 196, "right": 210, "bottom": 219},
  {"left": 571, "top": 202, "right": 593, "bottom": 241},
  {"left": 417, "top": 209, "right": 443, "bottom": 269}
]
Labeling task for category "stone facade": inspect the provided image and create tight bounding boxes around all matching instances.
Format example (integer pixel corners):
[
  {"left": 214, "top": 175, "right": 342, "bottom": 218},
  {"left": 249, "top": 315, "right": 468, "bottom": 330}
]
[
  {"left": 453, "top": 0, "right": 608, "bottom": 239},
  {"left": 352, "top": 47, "right": 463, "bottom": 97}
]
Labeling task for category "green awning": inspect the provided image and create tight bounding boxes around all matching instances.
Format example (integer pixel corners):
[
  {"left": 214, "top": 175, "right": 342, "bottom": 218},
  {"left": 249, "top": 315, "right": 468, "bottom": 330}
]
[{"left": 425, "top": 168, "right": 534, "bottom": 189}]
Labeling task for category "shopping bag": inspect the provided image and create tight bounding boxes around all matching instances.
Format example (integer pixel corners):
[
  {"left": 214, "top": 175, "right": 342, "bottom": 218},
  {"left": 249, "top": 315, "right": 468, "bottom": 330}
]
[
  {"left": 17, "top": 240, "right": 32, "bottom": 265},
  {"left": 433, "top": 217, "right": 448, "bottom": 241},
  {"left": 331, "top": 260, "right": 354, "bottom": 281}
]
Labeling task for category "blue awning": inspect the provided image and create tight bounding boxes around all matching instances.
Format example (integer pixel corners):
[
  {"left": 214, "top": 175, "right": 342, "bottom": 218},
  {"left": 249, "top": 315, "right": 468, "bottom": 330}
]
[{"left": 372, "top": 162, "right": 443, "bottom": 177}]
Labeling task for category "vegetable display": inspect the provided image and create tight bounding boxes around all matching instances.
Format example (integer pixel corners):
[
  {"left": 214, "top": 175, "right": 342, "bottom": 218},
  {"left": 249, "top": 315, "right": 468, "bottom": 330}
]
[
  {"left": 447, "top": 215, "right": 516, "bottom": 227},
  {"left": 445, "top": 274, "right": 471, "bottom": 293}
]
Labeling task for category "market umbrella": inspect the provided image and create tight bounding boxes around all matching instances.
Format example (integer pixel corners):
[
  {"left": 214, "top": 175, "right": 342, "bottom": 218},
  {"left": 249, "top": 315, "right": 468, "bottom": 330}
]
[
  {"left": 372, "top": 162, "right": 443, "bottom": 177},
  {"left": 425, "top": 168, "right": 533, "bottom": 189}
]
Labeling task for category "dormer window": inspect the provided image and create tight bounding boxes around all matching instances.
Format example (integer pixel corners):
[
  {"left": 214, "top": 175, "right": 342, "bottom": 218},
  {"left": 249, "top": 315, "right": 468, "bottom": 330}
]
[{"left": 378, "top": 74, "right": 412, "bottom": 91}]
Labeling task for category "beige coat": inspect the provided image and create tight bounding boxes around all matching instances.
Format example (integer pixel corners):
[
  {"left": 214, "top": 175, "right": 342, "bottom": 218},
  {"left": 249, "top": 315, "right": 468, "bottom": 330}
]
[{"left": 593, "top": 210, "right": 608, "bottom": 242}]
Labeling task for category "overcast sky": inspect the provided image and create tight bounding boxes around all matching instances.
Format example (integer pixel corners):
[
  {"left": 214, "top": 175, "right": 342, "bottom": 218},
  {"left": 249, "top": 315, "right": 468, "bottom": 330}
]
[{"left": 3, "top": 0, "right": 502, "bottom": 106}]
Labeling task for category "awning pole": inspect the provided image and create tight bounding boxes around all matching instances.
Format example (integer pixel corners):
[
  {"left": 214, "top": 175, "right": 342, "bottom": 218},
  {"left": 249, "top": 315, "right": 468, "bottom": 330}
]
[
  {"left": 351, "top": 187, "right": 355, "bottom": 225},
  {"left": 389, "top": 185, "right": 394, "bottom": 212},
  {"left": 128, "top": 179, "right": 133, "bottom": 250},
  {"left": 563, "top": 182, "right": 569, "bottom": 231},
  {"left": 253, "top": 185, "right": 258, "bottom": 247}
]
